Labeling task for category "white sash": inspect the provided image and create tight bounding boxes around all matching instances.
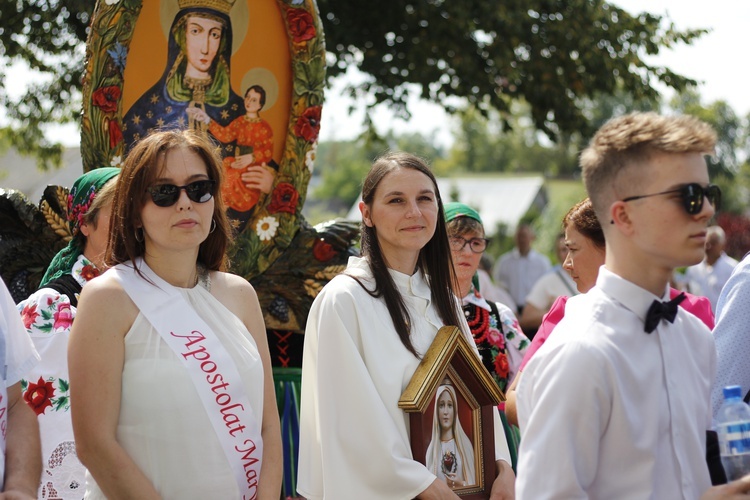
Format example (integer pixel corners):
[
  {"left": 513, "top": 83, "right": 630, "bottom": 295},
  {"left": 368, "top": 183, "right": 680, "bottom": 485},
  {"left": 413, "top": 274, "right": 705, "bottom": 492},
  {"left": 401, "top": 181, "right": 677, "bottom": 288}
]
[{"left": 112, "top": 259, "right": 263, "bottom": 499}]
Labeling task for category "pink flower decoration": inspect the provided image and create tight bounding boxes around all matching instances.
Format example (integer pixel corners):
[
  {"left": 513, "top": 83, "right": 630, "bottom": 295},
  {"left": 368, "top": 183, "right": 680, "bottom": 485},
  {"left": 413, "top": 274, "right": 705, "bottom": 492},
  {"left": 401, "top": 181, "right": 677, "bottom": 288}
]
[{"left": 53, "top": 303, "right": 74, "bottom": 330}]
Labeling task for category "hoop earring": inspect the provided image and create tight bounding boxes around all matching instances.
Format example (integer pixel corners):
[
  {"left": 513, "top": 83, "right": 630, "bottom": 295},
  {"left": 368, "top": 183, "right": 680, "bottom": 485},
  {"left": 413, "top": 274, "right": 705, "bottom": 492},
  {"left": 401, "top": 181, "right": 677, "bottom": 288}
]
[
  {"left": 135, "top": 227, "right": 144, "bottom": 242},
  {"left": 209, "top": 219, "right": 216, "bottom": 234}
]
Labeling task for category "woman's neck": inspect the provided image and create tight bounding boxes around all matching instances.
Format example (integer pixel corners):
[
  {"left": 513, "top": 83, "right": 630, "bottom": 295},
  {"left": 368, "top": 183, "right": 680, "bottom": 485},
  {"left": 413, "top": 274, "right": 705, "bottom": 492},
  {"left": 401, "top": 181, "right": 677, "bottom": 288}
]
[
  {"left": 456, "top": 275, "right": 473, "bottom": 298},
  {"left": 382, "top": 249, "right": 419, "bottom": 276},
  {"left": 82, "top": 248, "right": 106, "bottom": 271},
  {"left": 440, "top": 429, "right": 455, "bottom": 441},
  {"left": 143, "top": 250, "right": 201, "bottom": 288}
]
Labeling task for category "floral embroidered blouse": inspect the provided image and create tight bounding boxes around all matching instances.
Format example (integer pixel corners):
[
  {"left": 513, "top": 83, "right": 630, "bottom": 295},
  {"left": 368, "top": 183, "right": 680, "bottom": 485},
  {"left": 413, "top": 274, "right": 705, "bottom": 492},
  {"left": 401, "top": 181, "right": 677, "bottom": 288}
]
[
  {"left": 17, "top": 254, "right": 101, "bottom": 499},
  {"left": 461, "top": 284, "right": 530, "bottom": 393}
]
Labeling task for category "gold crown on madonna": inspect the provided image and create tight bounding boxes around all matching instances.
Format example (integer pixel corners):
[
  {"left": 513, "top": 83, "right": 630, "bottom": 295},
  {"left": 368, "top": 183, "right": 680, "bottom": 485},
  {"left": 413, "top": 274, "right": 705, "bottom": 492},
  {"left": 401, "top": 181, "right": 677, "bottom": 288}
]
[{"left": 178, "top": 0, "right": 236, "bottom": 15}]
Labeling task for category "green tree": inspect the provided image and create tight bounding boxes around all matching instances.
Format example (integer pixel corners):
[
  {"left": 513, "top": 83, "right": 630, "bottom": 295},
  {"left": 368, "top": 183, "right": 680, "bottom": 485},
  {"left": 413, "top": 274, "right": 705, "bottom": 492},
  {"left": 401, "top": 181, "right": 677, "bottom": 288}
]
[
  {"left": 0, "top": 0, "right": 91, "bottom": 168},
  {"left": 1, "top": 0, "right": 705, "bottom": 167},
  {"left": 320, "top": 0, "right": 704, "bottom": 138}
]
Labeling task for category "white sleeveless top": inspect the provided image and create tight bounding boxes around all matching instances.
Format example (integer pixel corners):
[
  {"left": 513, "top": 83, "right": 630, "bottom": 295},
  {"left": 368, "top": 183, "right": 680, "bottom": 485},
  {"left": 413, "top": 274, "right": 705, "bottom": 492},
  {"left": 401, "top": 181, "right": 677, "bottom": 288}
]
[{"left": 85, "top": 284, "right": 264, "bottom": 499}]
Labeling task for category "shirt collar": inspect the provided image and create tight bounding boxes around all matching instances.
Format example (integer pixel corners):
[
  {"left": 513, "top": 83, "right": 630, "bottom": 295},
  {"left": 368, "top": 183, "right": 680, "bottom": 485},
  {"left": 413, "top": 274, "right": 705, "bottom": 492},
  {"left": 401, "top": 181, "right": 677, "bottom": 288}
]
[
  {"left": 461, "top": 284, "right": 492, "bottom": 311},
  {"left": 596, "top": 266, "right": 670, "bottom": 325},
  {"left": 346, "top": 255, "right": 432, "bottom": 301}
]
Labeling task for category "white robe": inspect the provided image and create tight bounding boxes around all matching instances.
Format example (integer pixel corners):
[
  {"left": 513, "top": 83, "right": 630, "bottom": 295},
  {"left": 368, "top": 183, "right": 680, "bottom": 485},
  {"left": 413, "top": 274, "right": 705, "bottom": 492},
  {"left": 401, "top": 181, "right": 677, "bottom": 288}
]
[{"left": 298, "top": 257, "right": 509, "bottom": 499}]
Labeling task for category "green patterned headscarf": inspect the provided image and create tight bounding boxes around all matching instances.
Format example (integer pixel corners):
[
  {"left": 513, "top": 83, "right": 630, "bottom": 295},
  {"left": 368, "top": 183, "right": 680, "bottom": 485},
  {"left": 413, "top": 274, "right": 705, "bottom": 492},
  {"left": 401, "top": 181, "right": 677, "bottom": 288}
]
[
  {"left": 40, "top": 168, "right": 120, "bottom": 286},
  {"left": 443, "top": 202, "right": 483, "bottom": 224},
  {"left": 444, "top": 202, "right": 484, "bottom": 292}
]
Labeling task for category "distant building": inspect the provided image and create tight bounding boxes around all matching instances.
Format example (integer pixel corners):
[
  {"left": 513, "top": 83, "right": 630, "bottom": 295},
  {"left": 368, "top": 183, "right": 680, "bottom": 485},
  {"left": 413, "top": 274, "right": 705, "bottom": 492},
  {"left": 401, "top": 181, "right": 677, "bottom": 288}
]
[
  {"left": 346, "top": 175, "right": 547, "bottom": 236},
  {"left": 0, "top": 148, "right": 83, "bottom": 203}
]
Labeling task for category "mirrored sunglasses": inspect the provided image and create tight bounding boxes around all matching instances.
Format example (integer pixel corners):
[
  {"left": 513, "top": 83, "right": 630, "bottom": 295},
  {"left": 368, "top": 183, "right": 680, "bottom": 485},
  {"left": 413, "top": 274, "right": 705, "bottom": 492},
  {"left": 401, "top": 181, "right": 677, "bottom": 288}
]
[{"left": 622, "top": 183, "right": 721, "bottom": 216}]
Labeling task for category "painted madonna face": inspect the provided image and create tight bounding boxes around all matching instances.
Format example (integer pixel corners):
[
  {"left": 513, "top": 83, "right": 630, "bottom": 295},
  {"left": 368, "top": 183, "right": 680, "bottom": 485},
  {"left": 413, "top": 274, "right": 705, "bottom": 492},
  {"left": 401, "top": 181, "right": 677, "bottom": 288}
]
[
  {"left": 185, "top": 15, "right": 224, "bottom": 77},
  {"left": 438, "top": 389, "right": 455, "bottom": 433}
]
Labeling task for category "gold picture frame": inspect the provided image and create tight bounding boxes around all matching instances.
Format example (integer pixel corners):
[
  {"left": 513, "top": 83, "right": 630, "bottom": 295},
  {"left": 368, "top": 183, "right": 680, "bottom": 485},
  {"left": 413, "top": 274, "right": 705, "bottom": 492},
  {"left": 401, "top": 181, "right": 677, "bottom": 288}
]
[{"left": 399, "top": 326, "right": 504, "bottom": 499}]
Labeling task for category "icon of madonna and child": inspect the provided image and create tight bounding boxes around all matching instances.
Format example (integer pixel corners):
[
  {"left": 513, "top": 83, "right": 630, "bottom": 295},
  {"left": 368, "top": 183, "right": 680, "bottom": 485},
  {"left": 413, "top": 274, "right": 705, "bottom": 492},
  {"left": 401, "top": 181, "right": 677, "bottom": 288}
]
[
  {"left": 123, "top": 0, "right": 278, "bottom": 229},
  {"left": 425, "top": 380, "right": 478, "bottom": 490}
]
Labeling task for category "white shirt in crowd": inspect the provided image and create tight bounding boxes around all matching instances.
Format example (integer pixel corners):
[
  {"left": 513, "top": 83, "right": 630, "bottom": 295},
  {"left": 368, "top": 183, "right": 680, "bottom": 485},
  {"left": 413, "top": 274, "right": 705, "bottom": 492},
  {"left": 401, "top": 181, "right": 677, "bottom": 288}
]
[
  {"left": 492, "top": 248, "right": 551, "bottom": 310},
  {"left": 686, "top": 252, "right": 739, "bottom": 312},
  {"left": 524, "top": 265, "right": 577, "bottom": 312},
  {"left": 0, "top": 282, "right": 40, "bottom": 490},
  {"left": 517, "top": 267, "right": 714, "bottom": 499}
]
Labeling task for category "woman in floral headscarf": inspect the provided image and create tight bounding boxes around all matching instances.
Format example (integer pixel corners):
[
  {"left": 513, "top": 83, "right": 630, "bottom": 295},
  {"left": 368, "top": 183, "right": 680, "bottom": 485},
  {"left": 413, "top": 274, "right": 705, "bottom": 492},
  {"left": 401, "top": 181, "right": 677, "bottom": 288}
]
[
  {"left": 444, "top": 202, "right": 529, "bottom": 393},
  {"left": 17, "top": 167, "right": 118, "bottom": 499}
]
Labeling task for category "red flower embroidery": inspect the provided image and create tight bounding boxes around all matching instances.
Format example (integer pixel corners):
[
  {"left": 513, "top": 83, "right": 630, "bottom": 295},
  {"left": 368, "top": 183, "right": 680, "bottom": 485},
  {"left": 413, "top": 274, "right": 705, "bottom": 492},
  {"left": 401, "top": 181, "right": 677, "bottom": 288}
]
[
  {"left": 285, "top": 6, "right": 316, "bottom": 43},
  {"left": 494, "top": 353, "right": 509, "bottom": 379},
  {"left": 92, "top": 85, "right": 121, "bottom": 114},
  {"left": 80, "top": 264, "right": 101, "bottom": 282},
  {"left": 108, "top": 119, "right": 123, "bottom": 149},
  {"left": 53, "top": 303, "right": 74, "bottom": 330},
  {"left": 21, "top": 303, "right": 39, "bottom": 330},
  {"left": 267, "top": 183, "right": 300, "bottom": 214},
  {"left": 24, "top": 377, "right": 55, "bottom": 415},
  {"left": 294, "top": 106, "right": 322, "bottom": 143},
  {"left": 313, "top": 238, "right": 336, "bottom": 262}
]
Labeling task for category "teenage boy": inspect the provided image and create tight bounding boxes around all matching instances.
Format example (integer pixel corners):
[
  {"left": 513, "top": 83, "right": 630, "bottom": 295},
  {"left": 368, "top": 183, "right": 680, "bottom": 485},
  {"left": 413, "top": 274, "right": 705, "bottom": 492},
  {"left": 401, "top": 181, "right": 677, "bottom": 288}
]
[{"left": 516, "top": 112, "right": 719, "bottom": 498}]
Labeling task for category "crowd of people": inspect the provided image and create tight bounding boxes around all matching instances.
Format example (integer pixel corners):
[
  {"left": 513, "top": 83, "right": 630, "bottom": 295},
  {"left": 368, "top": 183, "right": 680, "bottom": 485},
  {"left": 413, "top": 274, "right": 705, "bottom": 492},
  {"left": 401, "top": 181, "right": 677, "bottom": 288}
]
[{"left": 1, "top": 112, "right": 750, "bottom": 499}]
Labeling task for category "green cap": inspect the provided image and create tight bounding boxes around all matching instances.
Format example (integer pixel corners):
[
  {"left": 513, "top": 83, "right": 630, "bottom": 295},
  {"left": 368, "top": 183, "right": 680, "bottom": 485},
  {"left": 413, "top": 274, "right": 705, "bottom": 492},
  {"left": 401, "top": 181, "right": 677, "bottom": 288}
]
[{"left": 444, "top": 202, "right": 482, "bottom": 224}]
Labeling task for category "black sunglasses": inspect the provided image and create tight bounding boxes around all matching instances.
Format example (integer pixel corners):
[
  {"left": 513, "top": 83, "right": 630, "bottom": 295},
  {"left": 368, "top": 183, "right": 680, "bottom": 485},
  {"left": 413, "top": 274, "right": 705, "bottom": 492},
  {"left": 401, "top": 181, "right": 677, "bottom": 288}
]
[
  {"left": 146, "top": 180, "right": 217, "bottom": 207},
  {"left": 622, "top": 183, "right": 721, "bottom": 215}
]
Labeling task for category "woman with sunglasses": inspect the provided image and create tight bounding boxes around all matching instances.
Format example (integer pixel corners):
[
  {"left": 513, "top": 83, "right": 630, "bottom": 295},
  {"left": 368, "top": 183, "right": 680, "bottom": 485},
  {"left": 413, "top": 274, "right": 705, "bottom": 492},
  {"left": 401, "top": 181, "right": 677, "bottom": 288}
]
[
  {"left": 298, "top": 153, "right": 515, "bottom": 499},
  {"left": 68, "top": 129, "right": 282, "bottom": 499}
]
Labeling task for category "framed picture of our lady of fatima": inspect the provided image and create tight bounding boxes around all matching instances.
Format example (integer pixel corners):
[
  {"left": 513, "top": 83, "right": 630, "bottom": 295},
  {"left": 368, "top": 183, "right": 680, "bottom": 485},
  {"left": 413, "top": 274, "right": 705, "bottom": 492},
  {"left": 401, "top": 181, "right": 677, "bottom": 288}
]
[{"left": 400, "top": 326, "right": 505, "bottom": 499}]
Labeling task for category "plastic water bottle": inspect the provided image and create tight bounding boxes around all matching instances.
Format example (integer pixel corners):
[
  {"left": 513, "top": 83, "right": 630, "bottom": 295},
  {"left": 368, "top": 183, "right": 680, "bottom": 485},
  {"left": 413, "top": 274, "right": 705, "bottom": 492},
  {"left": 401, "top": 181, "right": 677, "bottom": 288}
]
[{"left": 717, "top": 385, "right": 750, "bottom": 480}]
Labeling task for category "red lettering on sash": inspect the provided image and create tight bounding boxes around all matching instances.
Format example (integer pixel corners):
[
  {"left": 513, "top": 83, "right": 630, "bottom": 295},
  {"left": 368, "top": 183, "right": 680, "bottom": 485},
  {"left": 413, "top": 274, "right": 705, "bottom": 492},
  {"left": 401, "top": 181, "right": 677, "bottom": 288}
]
[{"left": 170, "top": 330, "right": 207, "bottom": 347}]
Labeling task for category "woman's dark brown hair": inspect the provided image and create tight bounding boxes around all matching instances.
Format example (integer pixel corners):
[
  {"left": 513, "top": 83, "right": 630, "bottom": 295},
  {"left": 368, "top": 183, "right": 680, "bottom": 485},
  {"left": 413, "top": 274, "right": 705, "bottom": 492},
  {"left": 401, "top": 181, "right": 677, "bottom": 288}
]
[
  {"left": 106, "top": 129, "right": 232, "bottom": 272},
  {"left": 562, "top": 198, "right": 605, "bottom": 249},
  {"left": 355, "top": 151, "right": 461, "bottom": 357}
]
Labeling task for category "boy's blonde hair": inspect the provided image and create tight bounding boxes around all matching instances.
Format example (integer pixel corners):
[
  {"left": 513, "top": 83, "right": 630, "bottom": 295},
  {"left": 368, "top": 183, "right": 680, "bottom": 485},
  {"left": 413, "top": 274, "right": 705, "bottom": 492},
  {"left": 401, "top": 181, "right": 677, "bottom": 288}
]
[{"left": 580, "top": 112, "right": 717, "bottom": 222}]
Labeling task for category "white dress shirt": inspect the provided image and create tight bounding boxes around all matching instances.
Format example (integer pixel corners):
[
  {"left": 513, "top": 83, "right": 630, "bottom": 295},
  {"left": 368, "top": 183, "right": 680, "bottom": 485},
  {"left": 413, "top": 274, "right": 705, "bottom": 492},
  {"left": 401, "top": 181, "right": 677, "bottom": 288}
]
[
  {"left": 298, "top": 257, "right": 510, "bottom": 500},
  {"left": 517, "top": 267, "right": 715, "bottom": 499},
  {"left": 524, "top": 265, "right": 577, "bottom": 311},
  {"left": 0, "top": 281, "right": 40, "bottom": 490},
  {"left": 686, "top": 253, "right": 738, "bottom": 312},
  {"left": 492, "top": 248, "right": 551, "bottom": 309},
  {"left": 711, "top": 253, "right": 750, "bottom": 418}
]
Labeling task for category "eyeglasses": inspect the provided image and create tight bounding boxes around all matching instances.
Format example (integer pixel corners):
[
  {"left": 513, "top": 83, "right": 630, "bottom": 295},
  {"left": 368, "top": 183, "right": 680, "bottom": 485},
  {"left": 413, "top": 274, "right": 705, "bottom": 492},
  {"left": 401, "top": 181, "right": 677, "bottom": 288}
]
[
  {"left": 449, "top": 236, "right": 489, "bottom": 254},
  {"left": 621, "top": 183, "right": 721, "bottom": 215},
  {"left": 146, "top": 180, "right": 216, "bottom": 207}
]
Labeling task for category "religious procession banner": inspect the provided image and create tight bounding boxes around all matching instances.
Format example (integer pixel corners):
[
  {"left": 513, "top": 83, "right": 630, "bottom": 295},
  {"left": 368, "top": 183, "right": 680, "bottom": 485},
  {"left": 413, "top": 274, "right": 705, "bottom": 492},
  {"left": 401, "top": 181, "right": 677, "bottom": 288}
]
[{"left": 81, "top": 0, "right": 325, "bottom": 280}]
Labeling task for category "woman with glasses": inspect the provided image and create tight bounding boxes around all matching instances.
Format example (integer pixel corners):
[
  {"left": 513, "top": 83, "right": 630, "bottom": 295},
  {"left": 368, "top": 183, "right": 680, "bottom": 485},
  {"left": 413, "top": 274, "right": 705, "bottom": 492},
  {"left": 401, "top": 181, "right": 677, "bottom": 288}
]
[
  {"left": 68, "top": 129, "right": 282, "bottom": 499},
  {"left": 445, "top": 202, "right": 529, "bottom": 394}
]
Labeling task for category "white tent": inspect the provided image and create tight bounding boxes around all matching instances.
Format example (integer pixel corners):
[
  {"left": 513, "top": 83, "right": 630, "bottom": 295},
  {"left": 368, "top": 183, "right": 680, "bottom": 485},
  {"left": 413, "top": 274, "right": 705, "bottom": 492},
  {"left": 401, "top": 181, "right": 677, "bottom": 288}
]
[{"left": 346, "top": 175, "right": 547, "bottom": 237}]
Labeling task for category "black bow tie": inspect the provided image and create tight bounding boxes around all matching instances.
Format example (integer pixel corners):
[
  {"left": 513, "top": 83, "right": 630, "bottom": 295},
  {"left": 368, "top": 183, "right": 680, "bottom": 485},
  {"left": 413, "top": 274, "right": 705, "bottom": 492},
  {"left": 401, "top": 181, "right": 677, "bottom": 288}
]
[{"left": 644, "top": 292, "right": 686, "bottom": 333}]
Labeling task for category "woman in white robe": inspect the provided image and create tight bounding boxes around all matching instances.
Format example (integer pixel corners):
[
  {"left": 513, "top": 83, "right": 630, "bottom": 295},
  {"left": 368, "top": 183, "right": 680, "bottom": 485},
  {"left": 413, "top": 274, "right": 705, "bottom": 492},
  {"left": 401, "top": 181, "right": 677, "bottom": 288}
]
[{"left": 298, "top": 152, "right": 515, "bottom": 499}]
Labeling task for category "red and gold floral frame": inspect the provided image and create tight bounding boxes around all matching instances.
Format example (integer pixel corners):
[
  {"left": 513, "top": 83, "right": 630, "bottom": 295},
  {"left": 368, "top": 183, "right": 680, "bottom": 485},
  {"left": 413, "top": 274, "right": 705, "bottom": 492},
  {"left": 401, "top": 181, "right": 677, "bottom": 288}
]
[{"left": 81, "top": 0, "right": 325, "bottom": 279}]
